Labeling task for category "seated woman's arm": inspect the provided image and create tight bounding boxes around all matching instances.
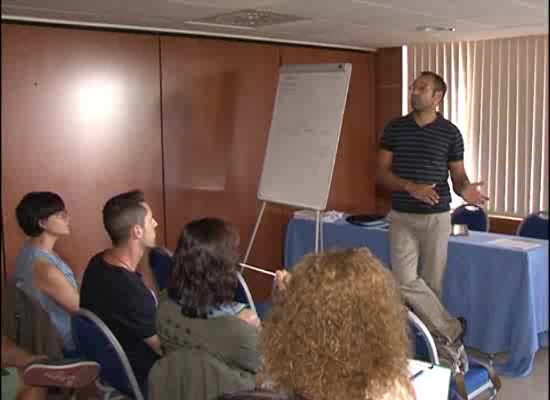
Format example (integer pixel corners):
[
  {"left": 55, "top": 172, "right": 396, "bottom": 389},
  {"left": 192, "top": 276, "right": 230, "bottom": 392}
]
[
  {"left": 236, "top": 308, "right": 261, "bottom": 331},
  {"left": 271, "top": 270, "right": 291, "bottom": 300},
  {"left": 33, "top": 261, "right": 79, "bottom": 314},
  {"left": 223, "top": 321, "right": 263, "bottom": 374},
  {"left": 144, "top": 334, "right": 163, "bottom": 356},
  {"left": 236, "top": 270, "right": 291, "bottom": 329}
]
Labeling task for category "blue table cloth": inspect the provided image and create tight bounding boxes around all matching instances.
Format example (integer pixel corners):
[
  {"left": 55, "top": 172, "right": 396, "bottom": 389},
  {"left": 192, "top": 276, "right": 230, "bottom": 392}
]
[{"left": 284, "top": 217, "right": 549, "bottom": 377}]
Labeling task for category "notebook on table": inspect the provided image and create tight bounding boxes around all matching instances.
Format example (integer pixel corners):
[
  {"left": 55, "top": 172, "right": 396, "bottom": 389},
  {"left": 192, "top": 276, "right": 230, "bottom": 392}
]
[{"left": 408, "top": 359, "right": 451, "bottom": 400}]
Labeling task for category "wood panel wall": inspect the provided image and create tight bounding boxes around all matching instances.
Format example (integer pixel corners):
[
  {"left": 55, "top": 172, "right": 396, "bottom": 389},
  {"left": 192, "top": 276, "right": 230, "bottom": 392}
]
[
  {"left": 1, "top": 24, "right": 165, "bottom": 279},
  {"left": 160, "top": 36, "right": 286, "bottom": 299},
  {"left": 0, "top": 22, "right": 525, "bottom": 302},
  {"left": 1, "top": 23, "right": 381, "bottom": 300},
  {"left": 374, "top": 47, "right": 403, "bottom": 214},
  {"left": 160, "top": 40, "right": 377, "bottom": 300}
]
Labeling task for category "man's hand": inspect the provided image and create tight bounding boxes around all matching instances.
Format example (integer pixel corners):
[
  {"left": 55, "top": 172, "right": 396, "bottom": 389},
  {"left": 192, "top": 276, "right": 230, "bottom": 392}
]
[
  {"left": 405, "top": 182, "right": 440, "bottom": 205},
  {"left": 461, "top": 182, "right": 489, "bottom": 205}
]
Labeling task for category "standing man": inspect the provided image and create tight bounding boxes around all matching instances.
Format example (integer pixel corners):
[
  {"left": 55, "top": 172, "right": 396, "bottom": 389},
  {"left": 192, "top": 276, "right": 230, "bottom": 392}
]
[
  {"left": 80, "top": 190, "right": 162, "bottom": 392},
  {"left": 377, "top": 71, "right": 488, "bottom": 371}
]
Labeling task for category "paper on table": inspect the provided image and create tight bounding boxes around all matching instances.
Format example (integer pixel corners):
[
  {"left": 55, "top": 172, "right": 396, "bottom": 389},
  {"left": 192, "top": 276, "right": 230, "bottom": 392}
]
[
  {"left": 486, "top": 238, "right": 541, "bottom": 250},
  {"left": 293, "top": 209, "right": 345, "bottom": 222},
  {"left": 408, "top": 359, "right": 451, "bottom": 400}
]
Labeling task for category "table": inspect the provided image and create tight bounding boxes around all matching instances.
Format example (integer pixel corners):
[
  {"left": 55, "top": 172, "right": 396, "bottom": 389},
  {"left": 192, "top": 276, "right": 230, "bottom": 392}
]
[{"left": 284, "top": 217, "right": 549, "bottom": 377}]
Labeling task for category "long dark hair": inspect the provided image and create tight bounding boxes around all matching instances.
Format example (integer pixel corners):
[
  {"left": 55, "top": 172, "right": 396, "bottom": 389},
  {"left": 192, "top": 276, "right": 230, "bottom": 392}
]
[{"left": 168, "top": 218, "right": 240, "bottom": 318}]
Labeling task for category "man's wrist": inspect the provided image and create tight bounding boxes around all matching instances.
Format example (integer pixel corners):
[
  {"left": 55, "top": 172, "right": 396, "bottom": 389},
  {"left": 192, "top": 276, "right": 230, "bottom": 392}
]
[
  {"left": 403, "top": 181, "right": 413, "bottom": 193},
  {"left": 457, "top": 181, "right": 470, "bottom": 197}
]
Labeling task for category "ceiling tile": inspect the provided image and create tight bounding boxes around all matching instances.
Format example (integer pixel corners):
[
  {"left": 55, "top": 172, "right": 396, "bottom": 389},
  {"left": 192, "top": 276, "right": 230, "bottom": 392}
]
[
  {"left": 352, "top": 0, "right": 547, "bottom": 21},
  {"left": 166, "top": 0, "right": 282, "bottom": 8},
  {"left": 2, "top": 0, "right": 548, "bottom": 49}
]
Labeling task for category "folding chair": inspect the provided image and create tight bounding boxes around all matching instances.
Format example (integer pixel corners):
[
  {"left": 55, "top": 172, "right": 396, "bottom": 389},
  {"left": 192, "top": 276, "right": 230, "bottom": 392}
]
[
  {"left": 408, "top": 309, "right": 501, "bottom": 400},
  {"left": 451, "top": 204, "right": 490, "bottom": 232},
  {"left": 72, "top": 308, "right": 145, "bottom": 400},
  {"left": 148, "top": 247, "right": 174, "bottom": 291},
  {"left": 235, "top": 271, "right": 272, "bottom": 320},
  {"left": 517, "top": 211, "right": 548, "bottom": 240}
]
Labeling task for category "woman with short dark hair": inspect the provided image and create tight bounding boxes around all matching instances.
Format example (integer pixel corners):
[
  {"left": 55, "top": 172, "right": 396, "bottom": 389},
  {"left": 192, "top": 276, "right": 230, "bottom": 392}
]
[{"left": 14, "top": 192, "right": 79, "bottom": 355}]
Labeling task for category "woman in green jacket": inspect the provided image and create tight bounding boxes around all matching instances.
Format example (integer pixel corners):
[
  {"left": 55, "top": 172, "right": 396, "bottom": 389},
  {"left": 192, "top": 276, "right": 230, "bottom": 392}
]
[{"left": 152, "top": 218, "right": 265, "bottom": 399}]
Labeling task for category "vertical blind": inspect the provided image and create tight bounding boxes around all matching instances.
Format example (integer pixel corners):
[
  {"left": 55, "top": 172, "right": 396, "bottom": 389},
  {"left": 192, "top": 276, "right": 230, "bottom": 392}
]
[{"left": 407, "top": 35, "right": 548, "bottom": 217}]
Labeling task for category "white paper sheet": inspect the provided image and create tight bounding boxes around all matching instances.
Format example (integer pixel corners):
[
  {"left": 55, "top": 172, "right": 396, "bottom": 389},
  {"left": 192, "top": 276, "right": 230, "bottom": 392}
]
[
  {"left": 408, "top": 359, "right": 451, "bottom": 400},
  {"left": 486, "top": 238, "right": 542, "bottom": 250}
]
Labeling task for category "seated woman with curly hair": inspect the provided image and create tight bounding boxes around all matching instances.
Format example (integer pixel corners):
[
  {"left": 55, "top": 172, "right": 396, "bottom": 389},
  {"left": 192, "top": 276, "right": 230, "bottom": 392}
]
[
  {"left": 221, "top": 247, "right": 415, "bottom": 400},
  {"left": 152, "top": 218, "right": 265, "bottom": 398},
  {"left": 262, "top": 247, "right": 414, "bottom": 400}
]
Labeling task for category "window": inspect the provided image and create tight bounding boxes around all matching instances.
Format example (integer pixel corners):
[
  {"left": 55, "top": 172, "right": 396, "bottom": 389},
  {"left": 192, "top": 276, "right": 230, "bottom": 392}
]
[{"left": 405, "top": 35, "right": 548, "bottom": 217}]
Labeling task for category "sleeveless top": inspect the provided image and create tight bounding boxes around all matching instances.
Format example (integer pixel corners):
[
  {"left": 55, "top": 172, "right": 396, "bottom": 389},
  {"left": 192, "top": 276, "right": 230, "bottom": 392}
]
[{"left": 14, "top": 242, "right": 78, "bottom": 351}]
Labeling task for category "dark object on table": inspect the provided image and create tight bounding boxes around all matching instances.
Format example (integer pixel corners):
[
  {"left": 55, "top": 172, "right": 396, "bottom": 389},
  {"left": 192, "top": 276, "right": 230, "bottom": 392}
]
[{"left": 346, "top": 214, "right": 387, "bottom": 227}]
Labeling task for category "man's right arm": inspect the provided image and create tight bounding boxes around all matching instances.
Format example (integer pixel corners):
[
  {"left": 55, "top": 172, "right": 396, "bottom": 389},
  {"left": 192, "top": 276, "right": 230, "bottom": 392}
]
[
  {"left": 377, "top": 149, "right": 412, "bottom": 192},
  {"left": 377, "top": 149, "right": 440, "bottom": 206}
]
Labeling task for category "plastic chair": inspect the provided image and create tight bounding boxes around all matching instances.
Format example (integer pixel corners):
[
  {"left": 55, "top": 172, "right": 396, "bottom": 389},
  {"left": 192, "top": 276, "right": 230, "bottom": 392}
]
[
  {"left": 72, "top": 308, "right": 145, "bottom": 400},
  {"left": 451, "top": 204, "right": 490, "bottom": 232},
  {"left": 234, "top": 272, "right": 272, "bottom": 321},
  {"left": 148, "top": 247, "right": 174, "bottom": 291},
  {"left": 408, "top": 309, "right": 501, "bottom": 400},
  {"left": 516, "top": 211, "right": 548, "bottom": 240}
]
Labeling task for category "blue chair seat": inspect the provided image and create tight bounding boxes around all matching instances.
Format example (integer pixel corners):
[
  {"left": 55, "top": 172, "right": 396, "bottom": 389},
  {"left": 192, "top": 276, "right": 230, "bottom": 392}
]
[
  {"left": 451, "top": 365, "right": 491, "bottom": 398},
  {"left": 408, "top": 309, "right": 500, "bottom": 400}
]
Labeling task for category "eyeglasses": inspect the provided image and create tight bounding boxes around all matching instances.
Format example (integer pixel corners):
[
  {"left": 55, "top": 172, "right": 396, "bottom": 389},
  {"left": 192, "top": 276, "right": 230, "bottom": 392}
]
[{"left": 54, "top": 210, "right": 69, "bottom": 219}]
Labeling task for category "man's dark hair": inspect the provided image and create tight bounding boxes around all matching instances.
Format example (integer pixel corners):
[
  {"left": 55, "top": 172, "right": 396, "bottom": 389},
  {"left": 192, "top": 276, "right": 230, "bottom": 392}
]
[
  {"left": 16, "top": 192, "right": 66, "bottom": 237},
  {"left": 420, "top": 71, "right": 447, "bottom": 100},
  {"left": 168, "top": 218, "right": 240, "bottom": 318},
  {"left": 102, "top": 190, "right": 146, "bottom": 246}
]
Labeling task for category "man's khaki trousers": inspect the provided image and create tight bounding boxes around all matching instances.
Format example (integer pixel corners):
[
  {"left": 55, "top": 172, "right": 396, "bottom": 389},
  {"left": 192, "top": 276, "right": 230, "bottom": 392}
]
[{"left": 387, "top": 210, "right": 462, "bottom": 343}]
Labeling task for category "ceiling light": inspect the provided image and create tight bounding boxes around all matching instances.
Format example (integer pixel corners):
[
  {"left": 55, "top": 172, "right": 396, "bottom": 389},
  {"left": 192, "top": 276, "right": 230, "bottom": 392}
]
[
  {"left": 185, "top": 9, "right": 308, "bottom": 29},
  {"left": 416, "top": 25, "right": 456, "bottom": 32}
]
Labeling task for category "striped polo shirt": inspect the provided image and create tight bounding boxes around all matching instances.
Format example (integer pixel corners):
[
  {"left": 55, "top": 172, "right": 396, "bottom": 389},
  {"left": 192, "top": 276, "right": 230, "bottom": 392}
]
[{"left": 380, "top": 113, "right": 464, "bottom": 214}]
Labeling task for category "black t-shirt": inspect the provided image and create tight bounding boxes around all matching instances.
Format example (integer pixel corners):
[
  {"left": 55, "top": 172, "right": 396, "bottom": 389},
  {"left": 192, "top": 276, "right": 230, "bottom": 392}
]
[
  {"left": 80, "top": 252, "right": 160, "bottom": 387},
  {"left": 380, "top": 113, "right": 464, "bottom": 214}
]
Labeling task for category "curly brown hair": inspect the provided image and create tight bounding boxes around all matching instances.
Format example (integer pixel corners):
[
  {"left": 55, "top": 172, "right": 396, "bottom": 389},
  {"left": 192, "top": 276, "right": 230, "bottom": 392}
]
[
  {"left": 260, "top": 248, "right": 410, "bottom": 400},
  {"left": 168, "top": 218, "right": 240, "bottom": 318}
]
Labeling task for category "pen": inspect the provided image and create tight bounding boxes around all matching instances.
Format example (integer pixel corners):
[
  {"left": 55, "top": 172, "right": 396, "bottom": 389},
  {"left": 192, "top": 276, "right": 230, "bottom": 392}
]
[
  {"left": 239, "top": 263, "right": 277, "bottom": 277},
  {"left": 410, "top": 370, "right": 424, "bottom": 381},
  {"left": 410, "top": 363, "right": 433, "bottom": 381}
]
